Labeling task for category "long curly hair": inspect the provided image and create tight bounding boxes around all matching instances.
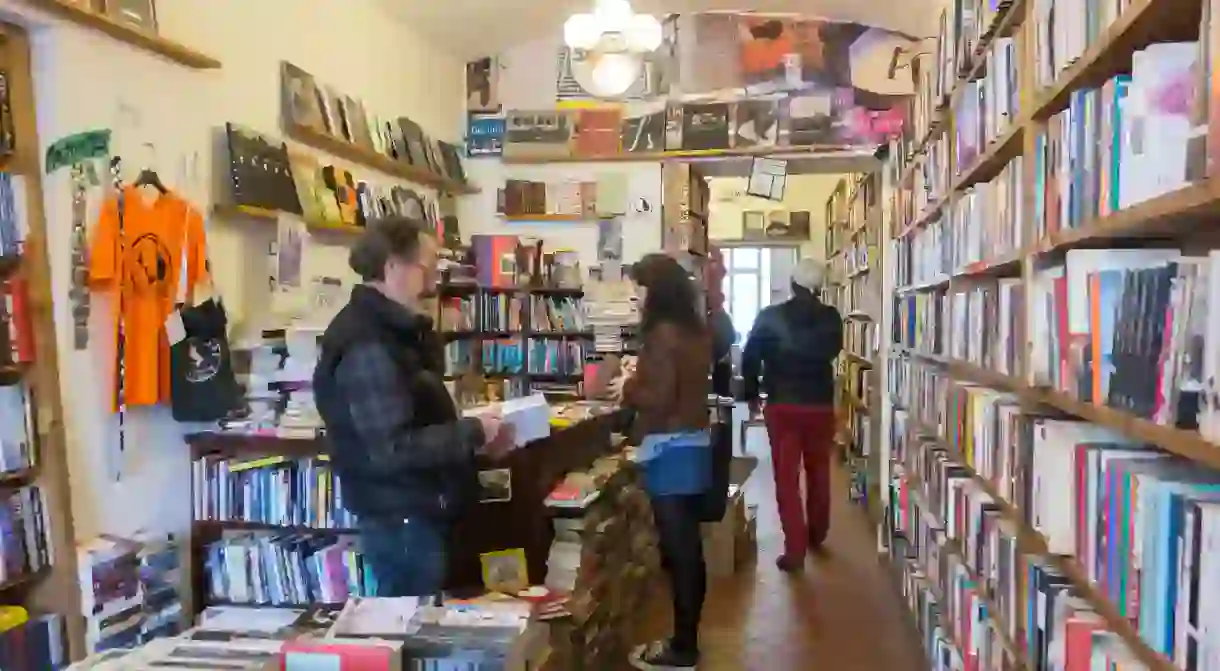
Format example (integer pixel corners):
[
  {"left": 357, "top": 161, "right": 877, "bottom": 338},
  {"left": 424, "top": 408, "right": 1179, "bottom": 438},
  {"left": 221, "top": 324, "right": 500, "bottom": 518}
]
[{"left": 630, "top": 254, "right": 705, "bottom": 336}]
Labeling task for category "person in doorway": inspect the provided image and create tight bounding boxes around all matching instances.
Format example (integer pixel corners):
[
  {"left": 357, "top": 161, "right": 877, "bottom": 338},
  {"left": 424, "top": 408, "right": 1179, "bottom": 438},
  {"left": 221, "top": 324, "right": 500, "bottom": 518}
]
[
  {"left": 741, "top": 258, "right": 842, "bottom": 572},
  {"left": 614, "top": 254, "right": 712, "bottom": 671},
  {"left": 707, "top": 246, "right": 736, "bottom": 398},
  {"left": 313, "top": 217, "right": 512, "bottom": 597}
]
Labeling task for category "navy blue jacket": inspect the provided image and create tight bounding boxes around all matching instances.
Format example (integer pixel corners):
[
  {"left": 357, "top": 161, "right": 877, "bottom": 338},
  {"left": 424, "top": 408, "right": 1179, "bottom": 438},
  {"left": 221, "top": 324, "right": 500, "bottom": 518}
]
[
  {"left": 741, "top": 289, "right": 842, "bottom": 406},
  {"left": 314, "top": 285, "right": 484, "bottom": 521}
]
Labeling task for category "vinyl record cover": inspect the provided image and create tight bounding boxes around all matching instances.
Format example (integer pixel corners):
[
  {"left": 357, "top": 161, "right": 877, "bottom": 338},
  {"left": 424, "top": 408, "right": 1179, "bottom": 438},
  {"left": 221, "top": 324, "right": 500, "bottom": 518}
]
[
  {"left": 783, "top": 91, "right": 837, "bottom": 146},
  {"left": 620, "top": 111, "right": 665, "bottom": 153},
  {"left": 503, "top": 110, "right": 574, "bottom": 159},
  {"left": 344, "top": 97, "right": 375, "bottom": 150},
  {"left": 664, "top": 104, "right": 684, "bottom": 151},
  {"left": 732, "top": 99, "right": 780, "bottom": 148},
  {"left": 396, "top": 117, "right": 428, "bottom": 168},
  {"left": 466, "top": 57, "right": 501, "bottom": 112},
  {"left": 467, "top": 113, "right": 505, "bottom": 157},
  {"left": 573, "top": 108, "right": 623, "bottom": 157},
  {"left": 326, "top": 86, "right": 353, "bottom": 142},
  {"left": 280, "top": 62, "right": 327, "bottom": 132},
  {"left": 682, "top": 103, "right": 731, "bottom": 150},
  {"left": 739, "top": 16, "right": 799, "bottom": 93}
]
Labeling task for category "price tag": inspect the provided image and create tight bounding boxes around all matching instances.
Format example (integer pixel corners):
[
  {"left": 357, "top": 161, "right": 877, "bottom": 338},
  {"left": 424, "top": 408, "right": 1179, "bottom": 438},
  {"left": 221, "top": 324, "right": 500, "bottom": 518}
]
[{"left": 164, "top": 310, "right": 186, "bottom": 346}]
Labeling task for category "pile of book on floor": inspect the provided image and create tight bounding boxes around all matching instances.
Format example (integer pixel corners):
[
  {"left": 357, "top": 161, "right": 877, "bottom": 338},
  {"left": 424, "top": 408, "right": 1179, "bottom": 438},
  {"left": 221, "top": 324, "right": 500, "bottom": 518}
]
[
  {"left": 543, "top": 450, "right": 660, "bottom": 669},
  {"left": 67, "top": 596, "right": 552, "bottom": 670},
  {"left": 76, "top": 533, "right": 184, "bottom": 653}
]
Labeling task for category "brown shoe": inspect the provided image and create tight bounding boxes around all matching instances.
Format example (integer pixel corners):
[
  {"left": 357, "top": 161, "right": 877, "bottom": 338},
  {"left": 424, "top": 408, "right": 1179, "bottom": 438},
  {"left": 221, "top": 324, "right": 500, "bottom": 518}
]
[{"left": 775, "top": 554, "right": 804, "bottom": 572}]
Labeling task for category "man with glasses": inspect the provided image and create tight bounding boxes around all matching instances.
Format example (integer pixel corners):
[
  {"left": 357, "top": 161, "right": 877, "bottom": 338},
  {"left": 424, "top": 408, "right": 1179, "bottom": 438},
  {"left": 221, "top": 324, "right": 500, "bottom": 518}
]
[{"left": 313, "top": 217, "right": 512, "bottom": 596}]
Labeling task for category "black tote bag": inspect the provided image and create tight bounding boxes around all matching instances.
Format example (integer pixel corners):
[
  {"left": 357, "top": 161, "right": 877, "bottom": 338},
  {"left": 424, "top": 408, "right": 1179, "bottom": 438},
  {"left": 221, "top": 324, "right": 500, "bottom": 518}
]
[{"left": 169, "top": 297, "right": 242, "bottom": 422}]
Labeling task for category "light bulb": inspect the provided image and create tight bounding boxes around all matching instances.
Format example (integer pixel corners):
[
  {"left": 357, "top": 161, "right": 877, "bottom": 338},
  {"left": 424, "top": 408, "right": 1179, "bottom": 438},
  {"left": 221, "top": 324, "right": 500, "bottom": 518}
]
[
  {"left": 626, "top": 13, "right": 662, "bottom": 51},
  {"left": 594, "top": 0, "right": 633, "bottom": 34},
  {"left": 564, "top": 13, "right": 602, "bottom": 50},
  {"left": 589, "top": 53, "right": 641, "bottom": 97}
]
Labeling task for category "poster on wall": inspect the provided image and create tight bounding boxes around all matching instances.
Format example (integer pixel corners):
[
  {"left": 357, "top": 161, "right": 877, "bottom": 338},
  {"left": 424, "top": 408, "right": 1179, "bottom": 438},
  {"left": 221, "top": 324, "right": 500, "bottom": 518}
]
[
  {"left": 466, "top": 57, "right": 501, "bottom": 112},
  {"left": 740, "top": 210, "right": 810, "bottom": 242}
]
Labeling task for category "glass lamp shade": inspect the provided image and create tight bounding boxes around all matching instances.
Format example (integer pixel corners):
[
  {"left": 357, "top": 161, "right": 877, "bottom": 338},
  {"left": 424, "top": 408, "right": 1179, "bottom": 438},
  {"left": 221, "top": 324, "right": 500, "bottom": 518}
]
[
  {"left": 588, "top": 53, "right": 642, "bottom": 97},
  {"left": 625, "top": 14, "right": 663, "bottom": 51},
  {"left": 564, "top": 13, "right": 602, "bottom": 50},
  {"left": 593, "top": 0, "right": 633, "bottom": 34}
]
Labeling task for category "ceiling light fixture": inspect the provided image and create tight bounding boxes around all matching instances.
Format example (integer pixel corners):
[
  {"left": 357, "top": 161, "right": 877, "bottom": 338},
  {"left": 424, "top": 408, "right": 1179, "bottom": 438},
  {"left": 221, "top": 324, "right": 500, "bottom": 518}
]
[
  {"left": 563, "top": 0, "right": 662, "bottom": 98},
  {"left": 564, "top": 0, "right": 662, "bottom": 52}
]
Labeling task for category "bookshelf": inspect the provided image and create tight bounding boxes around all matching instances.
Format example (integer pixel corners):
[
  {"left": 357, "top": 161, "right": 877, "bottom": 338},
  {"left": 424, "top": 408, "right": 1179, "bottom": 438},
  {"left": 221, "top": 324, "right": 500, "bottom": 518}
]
[
  {"left": 824, "top": 171, "right": 884, "bottom": 524},
  {"left": 0, "top": 21, "right": 83, "bottom": 659},
  {"left": 880, "top": 0, "right": 1220, "bottom": 668},
  {"left": 437, "top": 284, "right": 590, "bottom": 397}
]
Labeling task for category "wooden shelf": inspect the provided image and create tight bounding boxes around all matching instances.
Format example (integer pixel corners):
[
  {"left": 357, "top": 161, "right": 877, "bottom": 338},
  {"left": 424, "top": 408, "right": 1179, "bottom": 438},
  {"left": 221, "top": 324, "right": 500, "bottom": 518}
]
[
  {"left": 30, "top": 0, "right": 221, "bottom": 69},
  {"left": 284, "top": 123, "right": 477, "bottom": 195},
  {"left": 212, "top": 204, "right": 366, "bottom": 237},
  {"left": 501, "top": 143, "right": 860, "bottom": 165},
  {"left": 193, "top": 520, "right": 356, "bottom": 534},
  {"left": 912, "top": 420, "right": 1176, "bottom": 671},
  {"left": 498, "top": 213, "right": 604, "bottom": 222}
]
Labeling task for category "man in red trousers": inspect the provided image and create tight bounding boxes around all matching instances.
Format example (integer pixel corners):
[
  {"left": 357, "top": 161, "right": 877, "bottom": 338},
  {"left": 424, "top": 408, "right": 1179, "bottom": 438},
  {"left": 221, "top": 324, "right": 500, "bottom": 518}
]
[{"left": 741, "top": 258, "right": 842, "bottom": 572}]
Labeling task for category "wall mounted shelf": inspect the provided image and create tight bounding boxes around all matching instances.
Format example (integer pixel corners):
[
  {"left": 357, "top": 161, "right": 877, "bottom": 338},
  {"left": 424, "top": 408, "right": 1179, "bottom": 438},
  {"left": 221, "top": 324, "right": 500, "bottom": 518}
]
[
  {"left": 212, "top": 204, "right": 365, "bottom": 237},
  {"left": 30, "top": 0, "right": 222, "bottom": 69},
  {"left": 284, "top": 122, "right": 478, "bottom": 195}
]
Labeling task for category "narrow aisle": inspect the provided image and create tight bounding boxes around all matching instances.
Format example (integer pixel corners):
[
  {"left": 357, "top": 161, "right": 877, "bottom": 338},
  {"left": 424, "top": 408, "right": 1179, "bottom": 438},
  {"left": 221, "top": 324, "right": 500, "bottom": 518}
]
[{"left": 637, "top": 428, "right": 927, "bottom": 671}]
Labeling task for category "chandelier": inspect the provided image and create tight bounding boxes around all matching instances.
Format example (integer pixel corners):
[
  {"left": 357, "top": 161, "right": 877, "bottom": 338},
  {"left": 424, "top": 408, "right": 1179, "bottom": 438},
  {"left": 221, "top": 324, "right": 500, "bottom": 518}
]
[{"left": 563, "top": 0, "right": 662, "bottom": 97}]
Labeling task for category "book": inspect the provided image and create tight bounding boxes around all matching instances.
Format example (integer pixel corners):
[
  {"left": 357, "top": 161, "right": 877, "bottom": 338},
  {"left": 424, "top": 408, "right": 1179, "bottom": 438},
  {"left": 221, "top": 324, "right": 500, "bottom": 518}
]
[{"left": 192, "top": 454, "right": 356, "bottom": 530}]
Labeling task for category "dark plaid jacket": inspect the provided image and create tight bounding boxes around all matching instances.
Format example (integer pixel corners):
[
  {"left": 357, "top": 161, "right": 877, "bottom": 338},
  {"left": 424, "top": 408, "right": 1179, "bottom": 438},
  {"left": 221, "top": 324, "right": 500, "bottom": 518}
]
[{"left": 313, "top": 285, "right": 484, "bottom": 521}]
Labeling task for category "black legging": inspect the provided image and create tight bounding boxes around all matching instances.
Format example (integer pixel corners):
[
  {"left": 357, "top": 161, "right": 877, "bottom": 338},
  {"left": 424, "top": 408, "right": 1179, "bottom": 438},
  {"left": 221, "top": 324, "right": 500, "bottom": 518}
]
[{"left": 651, "top": 494, "right": 707, "bottom": 655}]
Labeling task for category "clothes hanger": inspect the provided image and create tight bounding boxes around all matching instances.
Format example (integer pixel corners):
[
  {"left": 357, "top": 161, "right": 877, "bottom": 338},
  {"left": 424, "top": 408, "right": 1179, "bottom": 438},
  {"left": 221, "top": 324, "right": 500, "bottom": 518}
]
[{"left": 134, "top": 141, "right": 167, "bottom": 194}]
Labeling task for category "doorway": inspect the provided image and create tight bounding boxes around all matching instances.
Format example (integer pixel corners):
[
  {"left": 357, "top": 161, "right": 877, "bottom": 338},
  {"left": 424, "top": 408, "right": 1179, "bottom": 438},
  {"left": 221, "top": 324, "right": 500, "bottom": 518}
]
[{"left": 720, "top": 245, "right": 799, "bottom": 342}]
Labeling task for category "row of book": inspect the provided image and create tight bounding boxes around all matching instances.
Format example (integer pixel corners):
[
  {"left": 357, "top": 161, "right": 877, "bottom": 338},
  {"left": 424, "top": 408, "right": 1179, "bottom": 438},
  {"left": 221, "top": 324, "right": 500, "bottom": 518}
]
[
  {"left": 0, "top": 615, "right": 66, "bottom": 670},
  {"left": 0, "top": 486, "right": 50, "bottom": 586},
  {"left": 191, "top": 455, "right": 357, "bottom": 531},
  {"left": 893, "top": 359, "right": 1220, "bottom": 666},
  {"left": 1033, "top": 41, "right": 1196, "bottom": 241},
  {"left": 497, "top": 177, "right": 627, "bottom": 217},
  {"left": 202, "top": 532, "right": 375, "bottom": 607},
  {"left": 914, "top": 131, "right": 953, "bottom": 226},
  {"left": 945, "top": 280, "right": 1024, "bottom": 377},
  {"left": 1031, "top": 0, "right": 1134, "bottom": 92},
  {"left": 896, "top": 155, "right": 1025, "bottom": 289},
  {"left": 887, "top": 475, "right": 1022, "bottom": 669},
  {"left": 0, "top": 384, "right": 33, "bottom": 475},
  {"left": 844, "top": 319, "right": 879, "bottom": 363},
  {"left": 894, "top": 291, "right": 946, "bottom": 355},
  {"left": 530, "top": 295, "right": 586, "bottom": 332},
  {"left": 473, "top": 292, "right": 525, "bottom": 332},
  {"left": 0, "top": 173, "right": 27, "bottom": 259},
  {"left": 1029, "top": 249, "right": 1208, "bottom": 430},
  {"left": 951, "top": 156, "right": 1025, "bottom": 266},
  {"left": 526, "top": 338, "right": 587, "bottom": 377},
  {"left": 954, "top": 33, "right": 1020, "bottom": 177}
]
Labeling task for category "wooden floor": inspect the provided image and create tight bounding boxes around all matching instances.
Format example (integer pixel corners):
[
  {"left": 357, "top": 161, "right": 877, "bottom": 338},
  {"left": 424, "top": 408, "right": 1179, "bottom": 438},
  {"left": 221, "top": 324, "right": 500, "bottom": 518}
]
[{"left": 634, "top": 430, "right": 928, "bottom": 671}]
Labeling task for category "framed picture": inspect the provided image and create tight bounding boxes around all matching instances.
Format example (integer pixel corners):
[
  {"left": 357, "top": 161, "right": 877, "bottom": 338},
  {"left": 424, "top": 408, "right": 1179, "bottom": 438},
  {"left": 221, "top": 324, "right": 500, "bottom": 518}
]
[
  {"left": 466, "top": 57, "right": 500, "bottom": 112},
  {"left": 104, "top": 0, "right": 157, "bottom": 32},
  {"left": 280, "top": 62, "right": 327, "bottom": 133},
  {"left": 480, "top": 549, "right": 528, "bottom": 593},
  {"left": 477, "top": 469, "right": 512, "bottom": 503}
]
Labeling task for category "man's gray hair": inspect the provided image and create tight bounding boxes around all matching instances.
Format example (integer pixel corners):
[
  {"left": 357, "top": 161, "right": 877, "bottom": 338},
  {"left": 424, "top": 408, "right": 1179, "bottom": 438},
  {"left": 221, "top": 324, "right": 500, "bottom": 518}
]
[{"left": 791, "top": 258, "right": 826, "bottom": 291}]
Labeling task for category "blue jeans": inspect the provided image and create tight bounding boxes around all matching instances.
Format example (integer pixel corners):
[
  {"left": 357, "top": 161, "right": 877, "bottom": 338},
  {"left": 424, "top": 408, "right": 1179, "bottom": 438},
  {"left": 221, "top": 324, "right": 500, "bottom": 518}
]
[{"left": 358, "top": 517, "right": 447, "bottom": 597}]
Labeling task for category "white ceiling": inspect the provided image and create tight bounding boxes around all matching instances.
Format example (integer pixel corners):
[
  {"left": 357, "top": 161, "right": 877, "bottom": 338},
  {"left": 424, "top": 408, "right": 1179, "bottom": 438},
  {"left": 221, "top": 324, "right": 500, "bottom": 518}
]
[{"left": 382, "top": 0, "right": 941, "bottom": 61}]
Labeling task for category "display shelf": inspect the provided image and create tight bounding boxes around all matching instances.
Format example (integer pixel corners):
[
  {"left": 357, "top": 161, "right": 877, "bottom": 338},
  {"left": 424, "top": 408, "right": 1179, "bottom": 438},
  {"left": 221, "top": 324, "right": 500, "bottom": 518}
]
[
  {"left": 284, "top": 122, "right": 478, "bottom": 195},
  {"left": 29, "top": 0, "right": 221, "bottom": 69},
  {"left": 500, "top": 143, "right": 860, "bottom": 165},
  {"left": 212, "top": 203, "right": 366, "bottom": 236}
]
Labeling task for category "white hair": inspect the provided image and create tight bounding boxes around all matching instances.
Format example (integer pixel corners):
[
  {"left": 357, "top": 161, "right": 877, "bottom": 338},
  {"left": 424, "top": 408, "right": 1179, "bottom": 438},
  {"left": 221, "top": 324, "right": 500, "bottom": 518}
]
[{"left": 791, "top": 258, "right": 825, "bottom": 291}]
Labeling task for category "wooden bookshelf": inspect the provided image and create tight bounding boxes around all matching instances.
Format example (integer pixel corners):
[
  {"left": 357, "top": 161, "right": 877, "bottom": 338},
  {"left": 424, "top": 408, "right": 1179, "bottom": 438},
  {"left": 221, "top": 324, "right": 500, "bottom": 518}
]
[
  {"left": 284, "top": 122, "right": 478, "bottom": 195},
  {"left": 0, "top": 21, "right": 83, "bottom": 658},
  {"left": 882, "top": 0, "right": 1220, "bottom": 667},
  {"left": 29, "top": 0, "right": 221, "bottom": 69}
]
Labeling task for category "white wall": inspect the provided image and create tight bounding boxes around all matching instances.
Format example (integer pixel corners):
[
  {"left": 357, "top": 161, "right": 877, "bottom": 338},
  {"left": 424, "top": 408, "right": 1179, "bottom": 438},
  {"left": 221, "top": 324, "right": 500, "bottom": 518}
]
[
  {"left": 0, "top": 0, "right": 466, "bottom": 542},
  {"left": 708, "top": 174, "right": 846, "bottom": 258}
]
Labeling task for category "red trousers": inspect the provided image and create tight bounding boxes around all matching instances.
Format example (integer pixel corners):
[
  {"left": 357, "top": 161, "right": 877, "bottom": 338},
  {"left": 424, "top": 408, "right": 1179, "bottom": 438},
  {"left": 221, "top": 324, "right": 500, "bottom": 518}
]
[{"left": 764, "top": 404, "right": 836, "bottom": 558}]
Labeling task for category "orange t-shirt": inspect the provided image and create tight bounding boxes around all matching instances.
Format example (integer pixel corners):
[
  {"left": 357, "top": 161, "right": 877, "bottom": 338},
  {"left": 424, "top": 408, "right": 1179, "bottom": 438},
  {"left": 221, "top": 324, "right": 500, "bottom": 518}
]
[{"left": 89, "top": 187, "right": 208, "bottom": 409}]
